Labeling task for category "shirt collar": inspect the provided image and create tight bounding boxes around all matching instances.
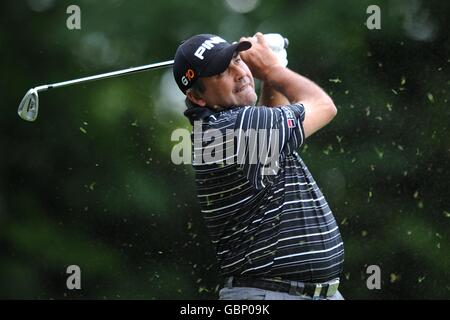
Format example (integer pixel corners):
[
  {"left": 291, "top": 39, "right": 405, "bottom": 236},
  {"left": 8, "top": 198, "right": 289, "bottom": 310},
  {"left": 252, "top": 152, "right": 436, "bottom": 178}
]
[{"left": 183, "top": 106, "right": 215, "bottom": 125}]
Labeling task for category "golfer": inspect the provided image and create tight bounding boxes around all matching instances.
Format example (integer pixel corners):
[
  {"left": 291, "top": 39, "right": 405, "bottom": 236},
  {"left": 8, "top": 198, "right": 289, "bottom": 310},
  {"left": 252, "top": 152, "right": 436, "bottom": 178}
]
[{"left": 173, "top": 32, "right": 344, "bottom": 300}]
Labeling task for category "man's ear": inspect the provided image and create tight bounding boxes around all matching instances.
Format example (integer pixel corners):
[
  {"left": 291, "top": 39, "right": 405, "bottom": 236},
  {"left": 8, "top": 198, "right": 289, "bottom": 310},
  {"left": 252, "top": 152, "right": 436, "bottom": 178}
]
[{"left": 186, "top": 90, "right": 206, "bottom": 107}]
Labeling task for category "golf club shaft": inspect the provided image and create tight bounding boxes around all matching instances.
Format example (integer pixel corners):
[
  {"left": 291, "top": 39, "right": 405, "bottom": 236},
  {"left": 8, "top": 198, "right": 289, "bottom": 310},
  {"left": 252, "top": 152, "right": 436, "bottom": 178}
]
[{"left": 35, "top": 60, "right": 174, "bottom": 92}]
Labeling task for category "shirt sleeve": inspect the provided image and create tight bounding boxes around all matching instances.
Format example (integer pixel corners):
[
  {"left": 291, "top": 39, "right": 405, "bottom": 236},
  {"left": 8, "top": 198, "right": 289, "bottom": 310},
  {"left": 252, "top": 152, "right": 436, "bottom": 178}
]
[{"left": 234, "top": 103, "right": 306, "bottom": 189}]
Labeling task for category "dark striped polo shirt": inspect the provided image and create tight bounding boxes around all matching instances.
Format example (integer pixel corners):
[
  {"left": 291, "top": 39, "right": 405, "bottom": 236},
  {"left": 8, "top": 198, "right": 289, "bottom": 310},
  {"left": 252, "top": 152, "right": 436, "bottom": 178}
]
[{"left": 185, "top": 103, "right": 344, "bottom": 282}]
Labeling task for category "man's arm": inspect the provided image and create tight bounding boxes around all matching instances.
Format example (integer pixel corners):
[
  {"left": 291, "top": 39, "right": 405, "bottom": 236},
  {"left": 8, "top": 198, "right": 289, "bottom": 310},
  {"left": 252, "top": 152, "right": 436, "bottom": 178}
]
[
  {"left": 258, "top": 81, "right": 290, "bottom": 107},
  {"left": 264, "top": 65, "right": 337, "bottom": 139},
  {"left": 240, "top": 33, "right": 337, "bottom": 139}
]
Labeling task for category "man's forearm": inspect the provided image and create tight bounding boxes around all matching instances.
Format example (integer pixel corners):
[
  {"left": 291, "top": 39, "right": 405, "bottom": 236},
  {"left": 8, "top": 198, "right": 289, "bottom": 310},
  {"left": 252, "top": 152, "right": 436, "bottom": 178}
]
[
  {"left": 258, "top": 81, "right": 290, "bottom": 107},
  {"left": 263, "top": 65, "right": 333, "bottom": 106},
  {"left": 263, "top": 65, "right": 337, "bottom": 138}
]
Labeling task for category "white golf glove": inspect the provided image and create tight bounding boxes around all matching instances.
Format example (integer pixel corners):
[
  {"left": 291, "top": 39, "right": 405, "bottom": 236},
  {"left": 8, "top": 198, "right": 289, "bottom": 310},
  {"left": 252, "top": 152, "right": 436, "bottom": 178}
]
[{"left": 263, "top": 33, "right": 288, "bottom": 67}]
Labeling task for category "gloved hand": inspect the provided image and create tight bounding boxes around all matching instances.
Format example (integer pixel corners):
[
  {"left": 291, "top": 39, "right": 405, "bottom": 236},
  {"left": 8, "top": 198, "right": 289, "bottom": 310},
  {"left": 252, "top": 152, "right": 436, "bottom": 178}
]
[{"left": 263, "top": 33, "right": 288, "bottom": 67}]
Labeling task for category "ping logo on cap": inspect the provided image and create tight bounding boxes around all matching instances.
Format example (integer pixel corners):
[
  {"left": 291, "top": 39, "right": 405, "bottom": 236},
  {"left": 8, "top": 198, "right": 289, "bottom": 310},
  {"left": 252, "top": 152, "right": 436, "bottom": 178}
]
[{"left": 194, "top": 36, "right": 226, "bottom": 60}]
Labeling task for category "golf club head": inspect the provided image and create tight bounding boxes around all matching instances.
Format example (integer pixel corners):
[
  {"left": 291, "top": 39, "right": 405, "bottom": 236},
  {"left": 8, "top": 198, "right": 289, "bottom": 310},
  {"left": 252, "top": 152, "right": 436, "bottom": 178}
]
[{"left": 18, "top": 88, "right": 39, "bottom": 121}]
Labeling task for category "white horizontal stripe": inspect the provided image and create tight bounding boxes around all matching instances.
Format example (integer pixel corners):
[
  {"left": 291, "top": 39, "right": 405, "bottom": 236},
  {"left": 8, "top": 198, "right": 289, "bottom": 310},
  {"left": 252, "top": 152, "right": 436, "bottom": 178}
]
[
  {"left": 274, "top": 242, "right": 343, "bottom": 261},
  {"left": 197, "top": 182, "right": 249, "bottom": 197},
  {"left": 255, "top": 199, "right": 329, "bottom": 220},
  {"left": 285, "top": 181, "right": 310, "bottom": 187},
  {"left": 277, "top": 232, "right": 341, "bottom": 250},
  {"left": 221, "top": 257, "right": 246, "bottom": 269},
  {"left": 274, "top": 249, "right": 344, "bottom": 269},
  {"left": 241, "top": 261, "right": 274, "bottom": 274},
  {"left": 221, "top": 226, "right": 249, "bottom": 240},
  {"left": 278, "top": 226, "right": 339, "bottom": 242},
  {"left": 201, "top": 195, "right": 254, "bottom": 213},
  {"left": 283, "top": 196, "right": 325, "bottom": 205}
]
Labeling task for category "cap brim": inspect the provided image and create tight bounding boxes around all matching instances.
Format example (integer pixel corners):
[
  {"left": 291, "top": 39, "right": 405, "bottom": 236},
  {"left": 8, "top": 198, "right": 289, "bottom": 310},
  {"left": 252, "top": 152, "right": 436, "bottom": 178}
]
[{"left": 201, "top": 41, "right": 252, "bottom": 77}]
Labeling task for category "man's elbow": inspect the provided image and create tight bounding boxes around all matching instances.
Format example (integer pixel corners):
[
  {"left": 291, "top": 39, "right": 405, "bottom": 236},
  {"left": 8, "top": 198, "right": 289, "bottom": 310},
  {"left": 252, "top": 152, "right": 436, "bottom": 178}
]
[
  {"left": 302, "top": 99, "right": 337, "bottom": 138},
  {"left": 328, "top": 100, "right": 337, "bottom": 118},
  {"left": 322, "top": 98, "right": 337, "bottom": 121}
]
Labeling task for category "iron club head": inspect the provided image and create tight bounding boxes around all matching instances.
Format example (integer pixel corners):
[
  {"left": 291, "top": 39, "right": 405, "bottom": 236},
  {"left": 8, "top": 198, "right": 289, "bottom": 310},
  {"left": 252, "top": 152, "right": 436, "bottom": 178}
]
[{"left": 18, "top": 88, "right": 39, "bottom": 121}]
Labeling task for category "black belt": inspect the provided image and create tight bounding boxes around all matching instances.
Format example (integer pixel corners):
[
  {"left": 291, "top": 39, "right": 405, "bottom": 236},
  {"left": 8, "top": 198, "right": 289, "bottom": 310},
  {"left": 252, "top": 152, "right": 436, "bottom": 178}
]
[{"left": 226, "top": 277, "right": 340, "bottom": 299}]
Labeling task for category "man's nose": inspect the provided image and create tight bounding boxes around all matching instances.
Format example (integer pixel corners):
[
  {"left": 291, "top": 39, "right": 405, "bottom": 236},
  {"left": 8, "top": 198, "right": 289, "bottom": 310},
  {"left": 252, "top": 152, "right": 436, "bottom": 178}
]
[{"left": 230, "top": 63, "right": 247, "bottom": 81}]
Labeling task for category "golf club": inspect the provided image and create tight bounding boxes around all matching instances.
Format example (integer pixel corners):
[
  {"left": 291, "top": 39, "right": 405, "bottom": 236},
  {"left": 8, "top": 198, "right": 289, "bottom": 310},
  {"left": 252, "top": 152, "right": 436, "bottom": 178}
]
[
  {"left": 18, "top": 60, "right": 174, "bottom": 122},
  {"left": 18, "top": 34, "right": 288, "bottom": 122}
]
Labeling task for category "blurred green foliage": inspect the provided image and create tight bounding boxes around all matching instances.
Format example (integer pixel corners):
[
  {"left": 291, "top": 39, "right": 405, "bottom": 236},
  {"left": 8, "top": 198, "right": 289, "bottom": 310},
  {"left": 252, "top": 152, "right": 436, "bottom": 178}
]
[{"left": 0, "top": 0, "right": 449, "bottom": 299}]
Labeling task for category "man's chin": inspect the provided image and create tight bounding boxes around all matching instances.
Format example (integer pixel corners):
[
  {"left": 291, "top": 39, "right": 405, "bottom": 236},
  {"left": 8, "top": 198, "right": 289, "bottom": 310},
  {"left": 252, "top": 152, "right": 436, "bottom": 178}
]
[
  {"left": 248, "top": 93, "right": 258, "bottom": 106},
  {"left": 240, "top": 90, "right": 257, "bottom": 106}
]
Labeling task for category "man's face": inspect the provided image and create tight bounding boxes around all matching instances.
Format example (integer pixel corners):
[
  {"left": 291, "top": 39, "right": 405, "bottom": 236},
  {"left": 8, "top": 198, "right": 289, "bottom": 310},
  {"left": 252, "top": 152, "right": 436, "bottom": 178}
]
[{"left": 193, "top": 53, "right": 257, "bottom": 109}]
